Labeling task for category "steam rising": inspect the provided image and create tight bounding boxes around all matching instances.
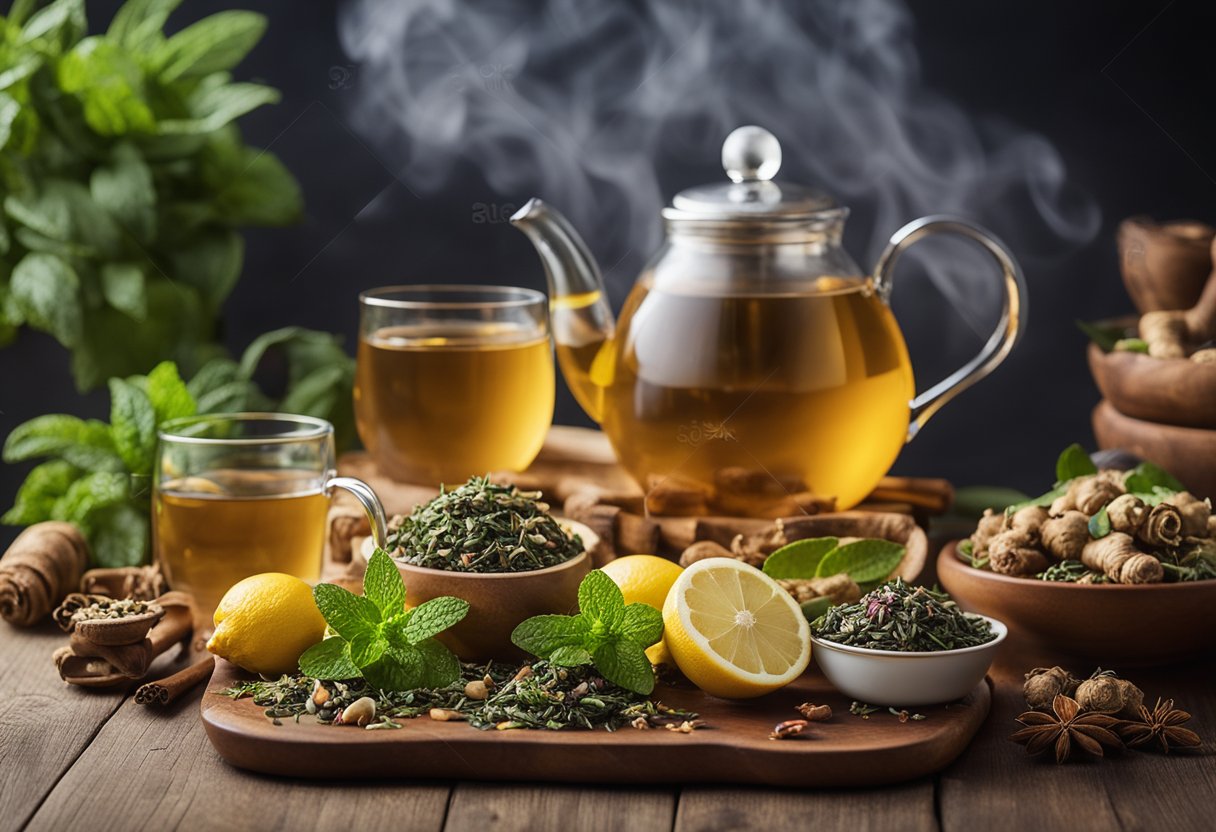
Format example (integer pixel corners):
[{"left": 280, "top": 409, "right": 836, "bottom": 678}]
[{"left": 338, "top": 0, "right": 1099, "bottom": 331}]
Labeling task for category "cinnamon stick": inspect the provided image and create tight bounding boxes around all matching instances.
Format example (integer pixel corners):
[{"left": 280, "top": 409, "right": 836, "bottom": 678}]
[
  {"left": 135, "top": 656, "right": 216, "bottom": 706},
  {"left": 0, "top": 522, "right": 89, "bottom": 627}
]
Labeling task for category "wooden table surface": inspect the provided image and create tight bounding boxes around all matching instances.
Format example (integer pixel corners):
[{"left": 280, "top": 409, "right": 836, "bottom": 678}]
[{"left": 3, "top": 619, "right": 1214, "bottom": 832}]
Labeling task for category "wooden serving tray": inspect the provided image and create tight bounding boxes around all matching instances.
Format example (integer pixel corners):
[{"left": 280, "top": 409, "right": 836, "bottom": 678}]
[{"left": 202, "top": 660, "right": 991, "bottom": 787}]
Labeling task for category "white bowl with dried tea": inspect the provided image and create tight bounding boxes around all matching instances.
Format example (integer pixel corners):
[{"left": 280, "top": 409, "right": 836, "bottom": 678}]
[{"left": 809, "top": 580, "right": 1006, "bottom": 706}]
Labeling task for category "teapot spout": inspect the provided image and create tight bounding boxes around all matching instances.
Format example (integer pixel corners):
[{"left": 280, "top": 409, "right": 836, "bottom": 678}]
[{"left": 511, "top": 198, "right": 615, "bottom": 422}]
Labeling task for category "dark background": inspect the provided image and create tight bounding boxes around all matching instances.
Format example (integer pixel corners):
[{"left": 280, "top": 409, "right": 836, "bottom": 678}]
[{"left": 2, "top": 0, "right": 1214, "bottom": 548}]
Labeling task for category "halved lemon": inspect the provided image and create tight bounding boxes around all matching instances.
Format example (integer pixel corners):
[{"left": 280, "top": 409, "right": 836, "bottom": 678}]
[{"left": 662, "top": 558, "right": 811, "bottom": 699}]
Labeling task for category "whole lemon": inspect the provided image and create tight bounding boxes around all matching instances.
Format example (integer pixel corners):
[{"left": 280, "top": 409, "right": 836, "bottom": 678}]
[
  {"left": 599, "top": 554, "right": 683, "bottom": 665},
  {"left": 206, "top": 573, "right": 327, "bottom": 676}
]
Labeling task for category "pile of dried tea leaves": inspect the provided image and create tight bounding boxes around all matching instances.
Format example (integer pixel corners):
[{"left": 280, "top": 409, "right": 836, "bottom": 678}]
[
  {"left": 388, "top": 478, "right": 584, "bottom": 573},
  {"left": 810, "top": 580, "right": 996, "bottom": 652}
]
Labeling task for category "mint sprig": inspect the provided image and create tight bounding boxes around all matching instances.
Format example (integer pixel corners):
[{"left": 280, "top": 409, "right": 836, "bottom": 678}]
[
  {"left": 298, "top": 549, "right": 468, "bottom": 691},
  {"left": 510, "top": 570, "right": 663, "bottom": 695}
]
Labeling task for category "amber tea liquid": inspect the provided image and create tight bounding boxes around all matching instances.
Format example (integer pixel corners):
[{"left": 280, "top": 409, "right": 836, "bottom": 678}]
[
  {"left": 573, "top": 278, "right": 914, "bottom": 510},
  {"left": 154, "top": 469, "right": 328, "bottom": 621},
  {"left": 355, "top": 322, "right": 555, "bottom": 484}
]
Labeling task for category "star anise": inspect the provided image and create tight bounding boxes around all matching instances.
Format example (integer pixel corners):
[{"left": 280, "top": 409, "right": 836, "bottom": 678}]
[
  {"left": 1010, "top": 694, "right": 1124, "bottom": 763},
  {"left": 1118, "top": 698, "right": 1202, "bottom": 754}
]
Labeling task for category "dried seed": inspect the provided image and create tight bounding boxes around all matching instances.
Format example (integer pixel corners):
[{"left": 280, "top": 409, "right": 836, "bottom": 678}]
[{"left": 769, "top": 719, "right": 810, "bottom": 740}]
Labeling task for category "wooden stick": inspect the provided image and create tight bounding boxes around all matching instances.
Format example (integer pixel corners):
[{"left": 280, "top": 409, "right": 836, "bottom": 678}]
[{"left": 134, "top": 656, "right": 216, "bottom": 706}]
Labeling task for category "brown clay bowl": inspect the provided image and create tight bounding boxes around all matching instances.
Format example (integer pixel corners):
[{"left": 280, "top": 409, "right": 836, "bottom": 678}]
[
  {"left": 1092, "top": 399, "right": 1216, "bottom": 499},
  {"left": 937, "top": 543, "right": 1216, "bottom": 665},
  {"left": 392, "top": 537, "right": 592, "bottom": 662},
  {"left": 1118, "top": 217, "right": 1214, "bottom": 314},
  {"left": 1088, "top": 342, "right": 1216, "bottom": 429}
]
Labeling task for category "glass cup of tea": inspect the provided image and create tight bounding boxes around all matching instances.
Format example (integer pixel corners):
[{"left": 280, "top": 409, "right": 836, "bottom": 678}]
[
  {"left": 354, "top": 285, "right": 555, "bottom": 484},
  {"left": 153, "top": 413, "right": 387, "bottom": 626}
]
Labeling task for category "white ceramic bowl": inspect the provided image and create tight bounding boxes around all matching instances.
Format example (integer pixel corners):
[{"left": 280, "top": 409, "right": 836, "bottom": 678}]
[{"left": 810, "top": 616, "right": 1007, "bottom": 707}]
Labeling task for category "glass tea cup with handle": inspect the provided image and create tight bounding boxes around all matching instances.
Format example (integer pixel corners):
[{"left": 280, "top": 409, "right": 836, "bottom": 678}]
[
  {"left": 153, "top": 413, "right": 387, "bottom": 627},
  {"left": 354, "top": 285, "right": 555, "bottom": 485}
]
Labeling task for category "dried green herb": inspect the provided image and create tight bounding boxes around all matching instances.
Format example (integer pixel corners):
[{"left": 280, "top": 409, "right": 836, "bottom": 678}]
[
  {"left": 811, "top": 579, "right": 995, "bottom": 652},
  {"left": 389, "top": 477, "right": 583, "bottom": 573},
  {"left": 1037, "top": 560, "right": 1109, "bottom": 583}
]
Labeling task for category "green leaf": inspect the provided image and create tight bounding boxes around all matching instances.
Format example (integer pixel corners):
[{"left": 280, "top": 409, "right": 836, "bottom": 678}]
[
  {"left": 50, "top": 471, "right": 130, "bottom": 525},
  {"left": 18, "top": 0, "right": 83, "bottom": 45},
  {"left": 1124, "top": 462, "right": 1184, "bottom": 495},
  {"left": 2, "top": 414, "right": 123, "bottom": 471},
  {"left": 297, "top": 636, "right": 360, "bottom": 680},
  {"left": 578, "top": 569, "right": 624, "bottom": 627},
  {"left": 145, "top": 361, "right": 196, "bottom": 425},
  {"left": 100, "top": 263, "right": 147, "bottom": 320},
  {"left": 206, "top": 146, "right": 303, "bottom": 226},
  {"left": 1114, "top": 338, "right": 1150, "bottom": 354},
  {"left": 362, "top": 548, "right": 406, "bottom": 618},
  {"left": 511, "top": 614, "right": 590, "bottom": 658},
  {"left": 402, "top": 596, "right": 469, "bottom": 644},
  {"left": 57, "top": 37, "right": 156, "bottom": 136},
  {"left": 1, "top": 460, "right": 79, "bottom": 525},
  {"left": 5, "top": 189, "right": 69, "bottom": 240},
  {"left": 591, "top": 639, "right": 654, "bottom": 695},
  {"left": 815, "top": 539, "right": 906, "bottom": 583},
  {"left": 800, "top": 596, "right": 832, "bottom": 622},
  {"left": 1004, "top": 483, "right": 1068, "bottom": 517},
  {"left": 1076, "top": 319, "right": 1127, "bottom": 352},
  {"left": 153, "top": 11, "right": 267, "bottom": 82},
  {"left": 1088, "top": 506, "right": 1111, "bottom": 539},
  {"left": 412, "top": 639, "right": 462, "bottom": 688},
  {"left": 548, "top": 645, "right": 594, "bottom": 666},
  {"left": 1055, "top": 443, "right": 1097, "bottom": 484},
  {"left": 278, "top": 364, "right": 348, "bottom": 417},
  {"left": 108, "top": 377, "right": 156, "bottom": 475},
  {"left": 762, "top": 537, "right": 839, "bottom": 580},
  {"left": 168, "top": 229, "right": 243, "bottom": 311},
  {"left": 108, "top": 0, "right": 182, "bottom": 50},
  {"left": 312, "top": 583, "right": 380, "bottom": 640},
  {"left": 348, "top": 631, "right": 388, "bottom": 667},
  {"left": 360, "top": 644, "right": 422, "bottom": 691},
  {"left": 159, "top": 82, "right": 279, "bottom": 135},
  {"left": 10, "top": 252, "right": 81, "bottom": 347},
  {"left": 0, "top": 92, "right": 19, "bottom": 149},
  {"left": 88, "top": 503, "right": 149, "bottom": 567},
  {"left": 91, "top": 144, "right": 156, "bottom": 243},
  {"left": 617, "top": 603, "right": 663, "bottom": 648},
  {"left": 951, "top": 486, "right": 1030, "bottom": 519}
]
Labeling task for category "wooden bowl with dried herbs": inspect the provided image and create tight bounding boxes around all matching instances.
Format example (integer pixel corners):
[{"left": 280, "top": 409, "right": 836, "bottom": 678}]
[
  {"left": 379, "top": 477, "right": 593, "bottom": 661},
  {"left": 940, "top": 444, "right": 1216, "bottom": 665}
]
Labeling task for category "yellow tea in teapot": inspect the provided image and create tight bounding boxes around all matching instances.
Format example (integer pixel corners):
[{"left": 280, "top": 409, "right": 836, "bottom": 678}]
[
  {"left": 355, "top": 322, "right": 554, "bottom": 484},
  {"left": 583, "top": 278, "right": 914, "bottom": 510},
  {"left": 154, "top": 469, "right": 328, "bottom": 620}
]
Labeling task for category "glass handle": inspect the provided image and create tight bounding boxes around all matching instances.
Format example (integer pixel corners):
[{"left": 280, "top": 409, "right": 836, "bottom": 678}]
[
  {"left": 325, "top": 476, "right": 388, "bottom": 551},
  {"left": 872, "top": 215, "right": 1027, "bottom": 441}
]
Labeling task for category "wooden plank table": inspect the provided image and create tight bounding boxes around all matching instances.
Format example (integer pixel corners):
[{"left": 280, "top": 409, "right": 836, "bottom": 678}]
[{"left": 4, "top": 620, "right": 1214, "bottom": 832}]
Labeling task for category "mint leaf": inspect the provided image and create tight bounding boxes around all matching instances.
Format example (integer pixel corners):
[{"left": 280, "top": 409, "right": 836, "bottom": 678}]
[
  {"left": 312, "top": 583, "right": 380, "bottom": 641},
  {"left": 548, "top": 645, "right": 594, "bottom": 666},
  {"left": 412, "top": 639, "right": 461, "bottom": 688},
  {"left": 2, "top": 414, "right": 123, "bottom": 471},
  {"left": 88, "top": 503, "right": 148, "bottom": 568},
  {"left": 618, "top": 603, "right": 663, "bottom": 648},
  {"left": 100, "top": 263, "right": 147, "bottom": 320},
  {"left": 11, "top": 252, "right": 81, "bottom": 347},
  {"left": 349, "top": 631, "right": 388, "bottom": 667},
  {"left": 362, "top": 548, "right": 405, "bottom": 618},
  {"left": 153, "top": 11, "right": 267, "bottom": 82},
  {"left": 108, "top": 377, "right": 156, "bottom": 475},
  {"left": 91, "top": 143, "right": 155, "bottom": 243},
  {"left": 361, "top": 645, "right": 422, "bottom": 691},
  {"left": 1056, "top": 443, "right": 1097, "bottom": 484},
  {"left": 298, "top": 637, "right": 360, "bottom": 680},
  {"left": 2, "top": 460, "right": 78, "bottom": 525},
  {"left": 578, "top": 569, "right": 624, "bottom": 626},
  {"left": 50, "top": 471, "right": 130, "bottom": 524},
  {"left": 762, "top": 537, "right": 839, "bottom": 580},
  {"left": 107, "top": 0, "right": 183, "bottom": 50},
  {"left": 511, "top": 614, "right": 590, "bottom": 657},
  {"left": 815, "top": 539, "right": 906, "bottom": 583},
  {"left": 1124, "top": 462, "right": 1184, "bottom": 495},
  {"left": 402, "top": 596, "right": 469, "bottom": 644},
  {"left": 145, "top": 361, "right": 196, "bottom": 425},
  {"left": 1088, "top": 506, "right": 1111, "bottom": 539},
  {"left": 592, "top": 639, "right": 655, "bottom": 695}
]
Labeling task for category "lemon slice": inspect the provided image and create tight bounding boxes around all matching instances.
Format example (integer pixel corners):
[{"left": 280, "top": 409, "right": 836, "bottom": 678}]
[{"left": 663, "top": 558, "right": 811, "bottom": 699}]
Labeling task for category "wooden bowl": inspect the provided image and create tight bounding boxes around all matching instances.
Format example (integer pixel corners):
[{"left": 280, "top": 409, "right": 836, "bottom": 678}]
[
  {"left": 1088, "top": 342, "right": 1216, "bottom": 429},
  {"left": 394, "top": 550, "right": 591, "bottom": 662},
  {"left": 1118, "top": 217, "right": 1214, "bottom": 314},
  {"left": 937, "top": 543, "right": 1216, "bottom": 665},
  {"left": 1092, "top": 399, "right": 1216, "bottom": 499}
]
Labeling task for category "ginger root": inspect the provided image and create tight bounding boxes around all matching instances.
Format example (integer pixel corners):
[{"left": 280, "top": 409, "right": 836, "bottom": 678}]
[
  {"left": 1137, "top": 503, "right": 1183, "bottom": 548},
  {"left": 1107, "top": 493, "right": 1148, "bottom": 535},
  {"left": 1073, "top": 475, "right": 1125, "bottom": 515},
  {"left": 1075, "top": 671, "right": 1144, "bottom": 718},
  {"left": 969, "top": 510, "right": 1006, "bottom": 556},
  {"left": 1139, "top": 310, "right": 1189, "bottom": 358},
  {"left": 988, "top": 529, "right": 1050, "bottom": 576},
  {"left": 1081, "top": 533, "right": 1163, "bottom": 584},
  {"left": 1168, "top": 492, "right": 1212, "bottom": 538},
  {"left": 778, "top": 574, "right": 861, "bottom": 605},
  {"left": 0, "top": 522, "right": 90, "bottom": 627},
  {"left": 1024, "top": 666, "right": 1079, "bottom": 711},
  {"left": 1041, "top": 511, "right": 1089, "bottom": 561}
]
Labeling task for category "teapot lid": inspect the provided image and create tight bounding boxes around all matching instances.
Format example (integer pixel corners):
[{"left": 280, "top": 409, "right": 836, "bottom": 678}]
[{"left": 669, "top": 126, "right": 837, "bottom": 218}]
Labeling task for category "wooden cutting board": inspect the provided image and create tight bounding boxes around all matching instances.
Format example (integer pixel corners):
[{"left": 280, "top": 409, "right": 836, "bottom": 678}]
[{"left": 201, "top": 659, "right": 990, "bottom": 787}]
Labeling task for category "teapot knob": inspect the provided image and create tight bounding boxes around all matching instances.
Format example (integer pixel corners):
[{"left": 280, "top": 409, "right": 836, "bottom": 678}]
[{"left": 722, "top": 126, "right": 782, "bottom": 183}]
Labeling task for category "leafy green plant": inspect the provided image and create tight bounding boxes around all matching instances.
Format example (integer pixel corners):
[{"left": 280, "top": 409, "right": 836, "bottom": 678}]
[
  {"left": 0, "top": 0, "right": 302, "bottom": 389},
  {"left": 511, "top": 570, "right": 664, "bottom": 695},
  {"left": 298, "top": 549, "right": 469, "bottom": 690},
  {"left": 760, "top": 537, "right": 906, "bottom": 592},
  {"left": 2, "top": 328, "right": 355, "bottom": 566}
]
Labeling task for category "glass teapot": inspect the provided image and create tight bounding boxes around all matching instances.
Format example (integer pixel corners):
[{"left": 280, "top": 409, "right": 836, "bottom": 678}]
[{"left": 512, "top": 126, "right": 1025, "bottom": 510}]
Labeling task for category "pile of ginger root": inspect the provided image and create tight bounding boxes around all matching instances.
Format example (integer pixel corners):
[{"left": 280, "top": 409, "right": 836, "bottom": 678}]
[{"left": 970, "top": 471, "right": 1216, "bottom": 584}]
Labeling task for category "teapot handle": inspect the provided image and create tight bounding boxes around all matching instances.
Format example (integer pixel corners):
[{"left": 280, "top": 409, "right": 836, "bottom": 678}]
[{"left": 872, "top": 215, "right": 1027, "bottom": 441}]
